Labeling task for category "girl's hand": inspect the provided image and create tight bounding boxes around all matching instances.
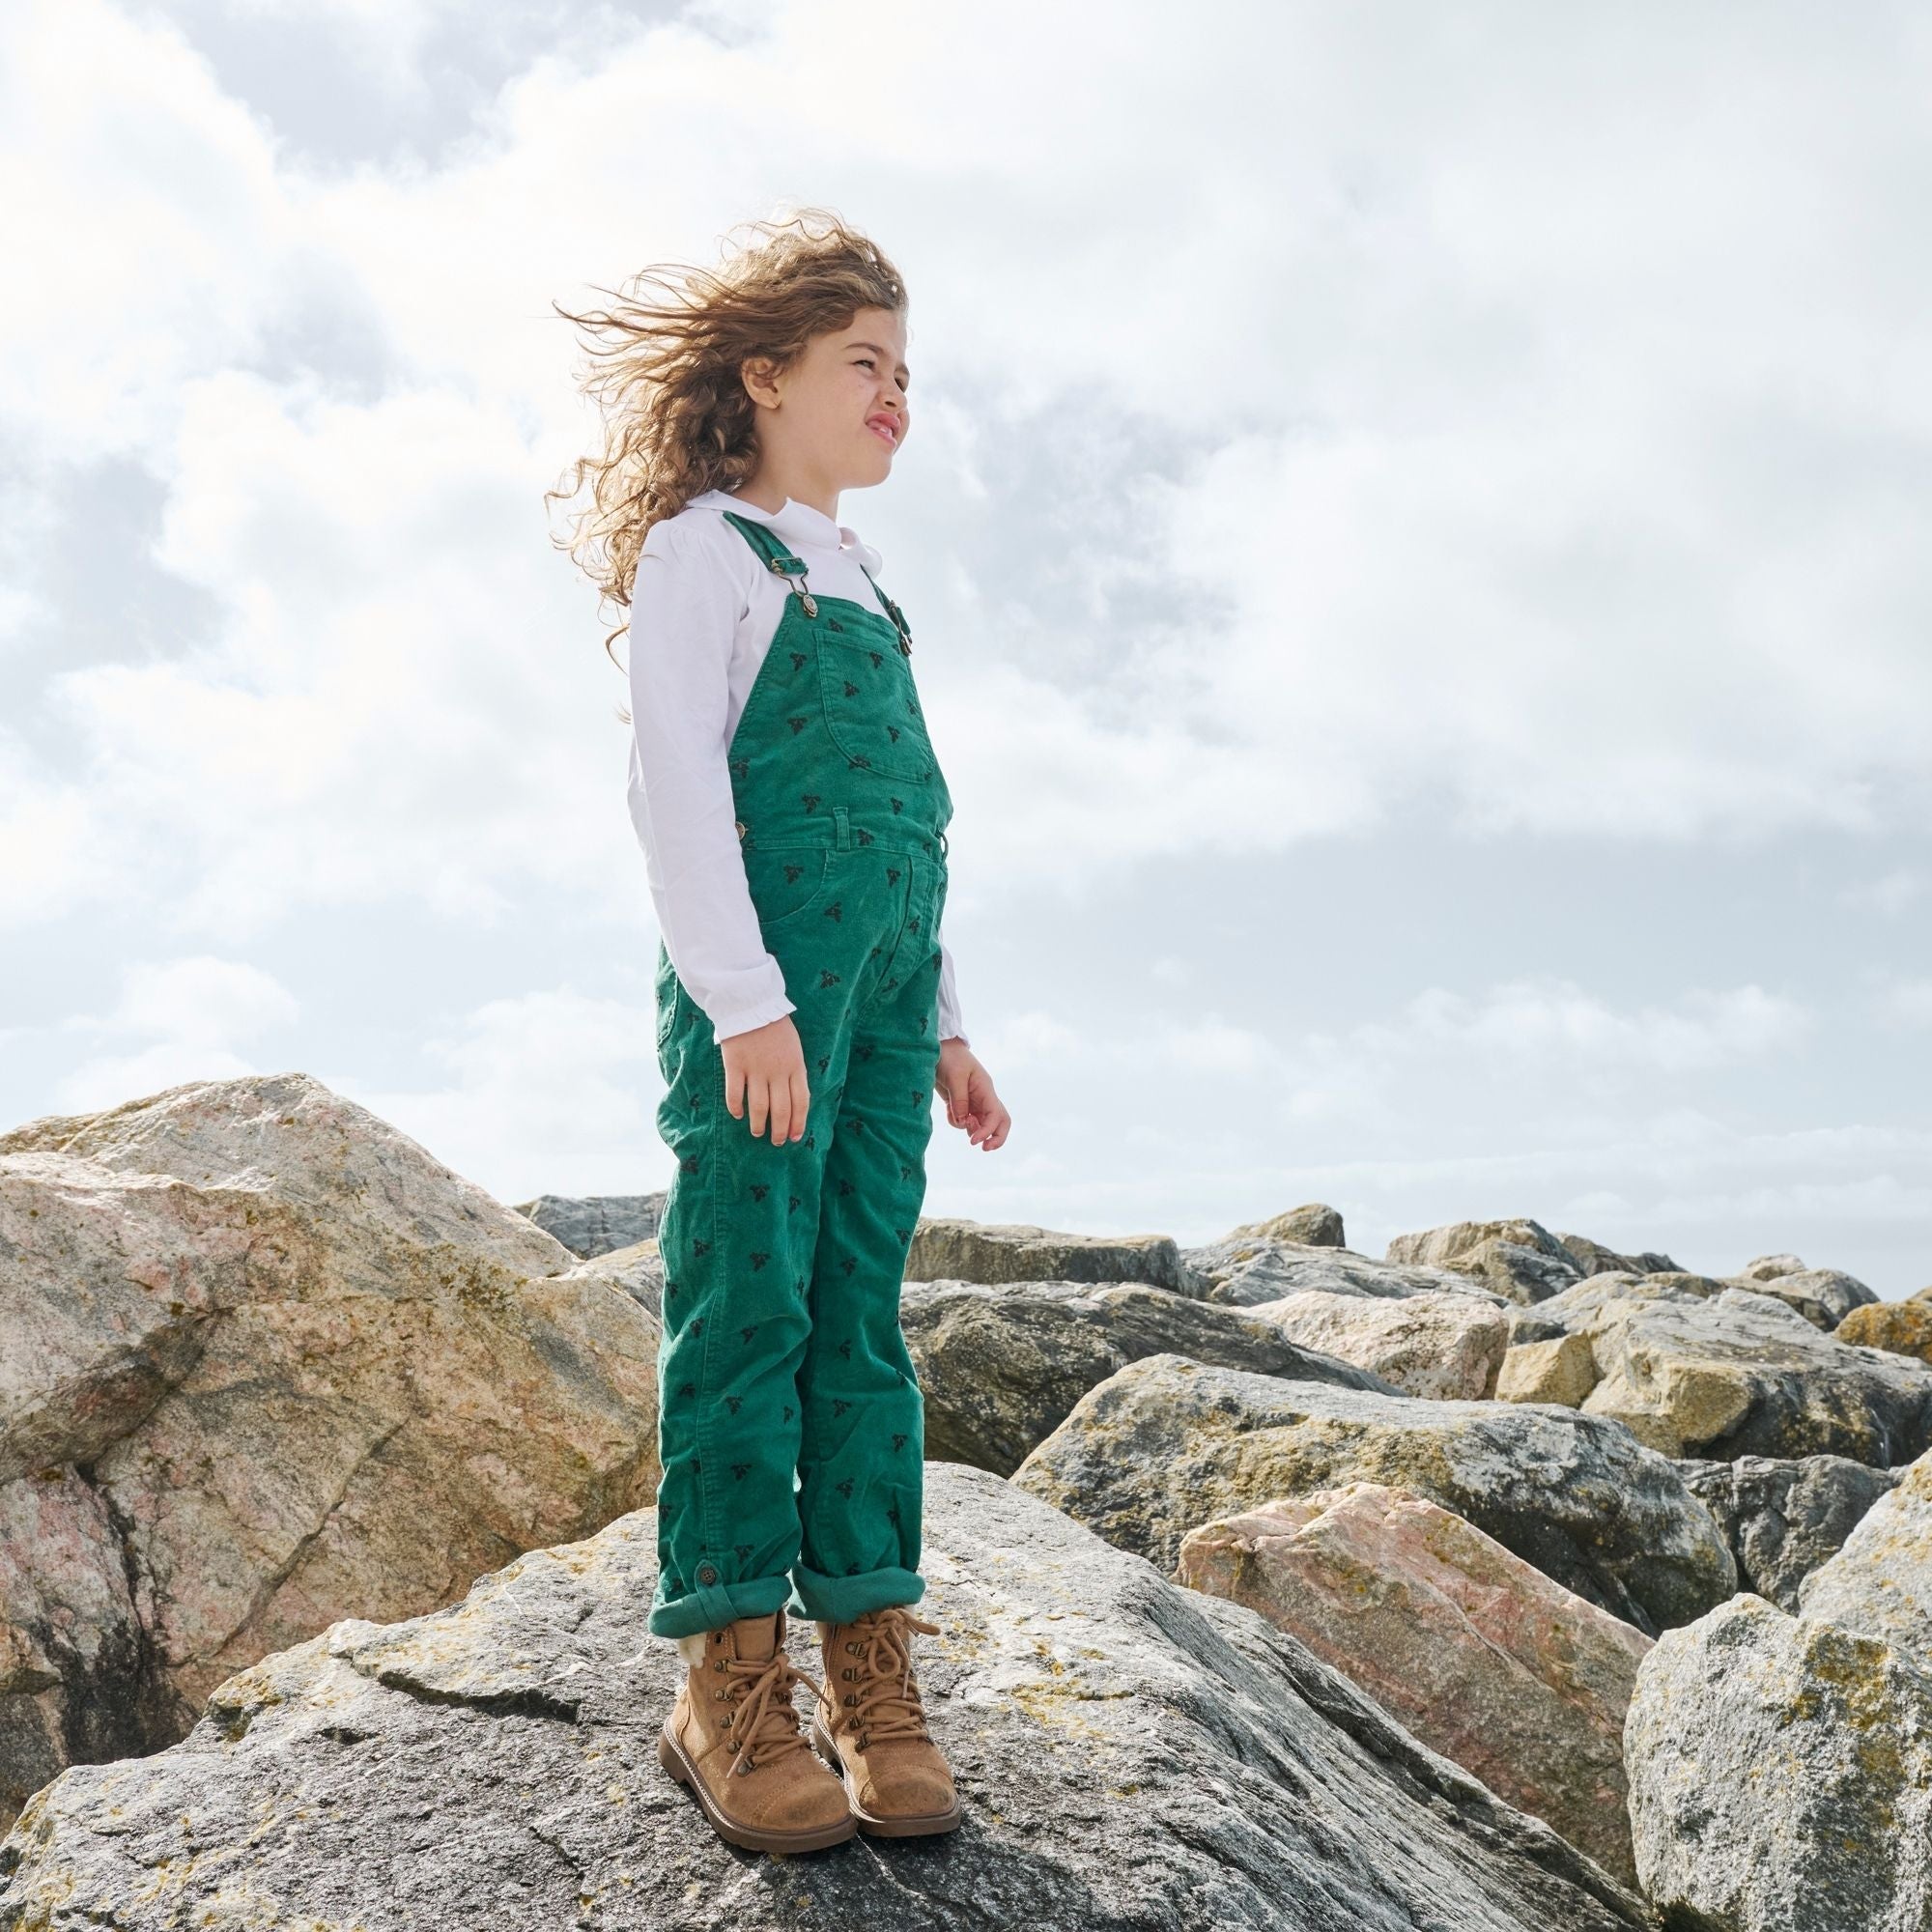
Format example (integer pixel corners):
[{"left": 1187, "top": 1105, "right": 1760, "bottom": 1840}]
[
  {"left": 935, "top": 1038, "right": 1010, "bottom": 1151},
  {"left": 721, "top": 1014, "right": 810, "bottom": 1143}
]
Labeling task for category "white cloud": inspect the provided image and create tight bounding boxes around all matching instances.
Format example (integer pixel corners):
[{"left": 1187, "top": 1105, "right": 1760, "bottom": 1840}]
[
  {"left": 341, "top": 984, "right": 662, "bottom": 1200},
  {"left": 97, "top": 953, "right": 299, "bottom": 1041},
  {"left": 0, "top": 0, "right": 295, "bottom": 460},
  {"left": 974, "top": 974, "right": 1808, "bottom": 1114},
  {"left": 4, "top": 0, "right": 1931, "bottom": 943},
  {"left": 1846, "top": 869, "right": 1928, "bottom": 919},
  {"left": 4, "top": 1, "right": 1930, "bottom": 1294},
  {"left": 1878, "top": 978, "right": 1932, "bottom": 1029},
  {"left": 50, "top": 953, "right": 299, "bottom": 1111}
]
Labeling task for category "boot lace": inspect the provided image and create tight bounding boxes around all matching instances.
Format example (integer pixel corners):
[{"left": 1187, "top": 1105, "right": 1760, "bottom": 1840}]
[
  {"left": 829, "top": 1605, "right": 942, "bottom": 1748},
  {"left": 722, "top": 1646, "right": 826, "bottom": 1774}
]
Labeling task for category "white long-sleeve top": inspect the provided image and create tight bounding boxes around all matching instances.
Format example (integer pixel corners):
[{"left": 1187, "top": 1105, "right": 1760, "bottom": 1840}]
[{"left": 625, "top": 487, "right": 967, "bottom": 1046}]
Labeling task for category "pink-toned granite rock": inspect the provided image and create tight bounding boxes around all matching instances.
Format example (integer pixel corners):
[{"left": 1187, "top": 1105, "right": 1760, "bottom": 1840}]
[{"left": 1176, "top": 1479, "right": 1654, "bottom": 1888}]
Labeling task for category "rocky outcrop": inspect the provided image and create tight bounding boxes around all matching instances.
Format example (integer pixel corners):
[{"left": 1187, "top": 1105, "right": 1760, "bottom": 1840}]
[
  {"left": 0, "top": 1074, "right": 661, "bottom": 1833},
  {"left": 1239, "top": 1288, "right": 1511, "bottom": 1400},
  {"left": 553, "top": 1237, "right": 664, "bottom": 1320},
  {"left": 1797, "top": 1448, "right": 1932, "bottom": 1657},
  {"left": 899, "top": 1279, "right": 1397, "bottom": 1476},
  {"left": 1010, "top": 1353, "right": 1734, "bottom": 1634},
  {"left": 0, "top": 1464, "right": 1654, "bottom": 1931},
  {"left": 1837, "top": 1296, "right": 1932, "bottom": 1363},
  {"left": 1676, "top": 1453, "right": 1904, "bottom": 1611},
  {"left": 1556, "top": 1234, "right": 1679, "bottom": 1279},
  {"left": 1725, "top": 1254, "right": 1878, "bottom": 1331},
  {"left": 511, "top": 1192, "right": 664, "bottom": 1259},
  {"left": 1624, "top": 1592, "right": 1932, "bottom": 1930},
  {"left": 905, "top": 1217, "right": 1191, "bottom": 1292},
  {"left": 1179, "top": 1234, "right": 1497, "bottom": 1308},
  {"left": 1176, "top": 1481, "right": 1654, "bottom": 1888},
  {"left": 1384, "top": 1218, "right": 1584, "bottom": 1304},
  {"left": 1735, "top": 1253, "right": 1805, "bottom": 1282},
  {"left": 1495, "top": 1332, "right": 1601, "bottom": 1406},
  {"left": 1551, "top": 1281, "right": 1932, "bottom": 1463},
  {"left": 1723, "top": 1267, "right": 1876, "bottom": 1331},
  {"left": 1224, "top": 1202, "right": 1347, "bottom": 1247}
]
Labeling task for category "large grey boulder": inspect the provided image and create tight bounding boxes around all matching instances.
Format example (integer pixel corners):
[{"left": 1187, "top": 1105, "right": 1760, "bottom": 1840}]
[
  {"left": 1240, "top": 1288, "right": 1511, "bottom": 1399},
  {"left": 511, "top": 1192, "right": 665, "bottom": 1259},
  {"left": 0, "top": 1465, "right": 1654, "bottom": 1931},
  {"left": 1721, "top": 1265, "right": 1877, "bottom": 1332},
  {"left": 1179, "top": 1235, "right": 1500, "bottom": 1309},
  {"left": 1555, "top": 1234, "right": 1679, "bottom": 1279},
  {"left": 1534, "top": 1269, "right": 1733, "bottom": 1325},
  {"left": 555, "top": 1237, "right": 664, "bottom": 1320},
  {"left": 1676, "top": 1453, "right": 1905, "bottom": 1611},
  {"left": 906, "top": 1217, "right": 1191, "bottom": 1292},
  {"left": 1010, "top": 1353, "right": 1734, "bottom": 1634},
  {"left": 1725, "top": 1253, "right": 1877, "bottom": 1330},
  {"left": 900, "top": 1279, "right": 1398, "bottom": 1477},
  {"left": 1384, "top": 1218, "right": 1584, "bottom": 1305},
  {"left": 1798, "top": 1448, "right": 1932, "bottom": 1658},
  {"left": 1557, "top": 1281, "right": 1932, "bottom": 1463},
  {"left": 0, "top": 1074, "right": 661, "bottom": 1833},
  {"left": 1625, "top": 1592, "right": 1932, "bottom": 1930}
]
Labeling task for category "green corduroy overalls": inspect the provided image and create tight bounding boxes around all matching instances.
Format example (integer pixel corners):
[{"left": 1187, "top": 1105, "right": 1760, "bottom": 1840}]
[{"left": 647, "top": 508, "right": 953, "bottom": 1640}]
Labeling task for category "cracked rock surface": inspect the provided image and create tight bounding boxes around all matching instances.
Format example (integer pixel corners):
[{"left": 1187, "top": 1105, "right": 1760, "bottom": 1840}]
[
  {"left": 1625, "top": 1591, "right": 1932, "bottom": 1931},
  {"left": 0, "top": 1072, "right": 662, "bottom": 1831},
  {"left": 901, "top": 1278, "right": 1399, "bottom": 1476},
  {"left": 1, "top": 1463, "right": 1656, "bottom": 1932},
  {"left": 1010, "top": 1353, "right": 1735, "bottom": 1634}
]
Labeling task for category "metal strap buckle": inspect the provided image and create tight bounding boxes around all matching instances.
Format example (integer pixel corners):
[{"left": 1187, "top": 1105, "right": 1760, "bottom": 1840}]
[{"left": 766, "top": 555, "right": 817, "bottom": 616}]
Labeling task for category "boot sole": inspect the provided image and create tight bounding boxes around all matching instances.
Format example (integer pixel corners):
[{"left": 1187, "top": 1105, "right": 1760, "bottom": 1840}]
[
  {"left": 658, "top": 1719, "right": 858, "bottom": 1853},
  {"left": 810, "top": 1714, "right": 965, "bottom": 1836}
]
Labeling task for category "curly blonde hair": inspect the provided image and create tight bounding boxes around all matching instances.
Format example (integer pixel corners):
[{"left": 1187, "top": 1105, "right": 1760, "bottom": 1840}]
[{"left": 547, "top": 206, "right": 909, "bottom": 690}]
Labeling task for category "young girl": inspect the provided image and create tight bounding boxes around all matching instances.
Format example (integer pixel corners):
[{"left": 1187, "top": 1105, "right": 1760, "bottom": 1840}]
[{"left": 552, "top": 210, "right": 1010, "bottom": 1855}]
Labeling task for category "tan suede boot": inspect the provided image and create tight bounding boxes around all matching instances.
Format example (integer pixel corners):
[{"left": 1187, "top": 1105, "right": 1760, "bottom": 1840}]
[
  {"left": 656, "top": 1607, "right": 856, "bottom": 1852},
  {"left": 810, "top": 1605, "right": 963, "bottom": 1836}
]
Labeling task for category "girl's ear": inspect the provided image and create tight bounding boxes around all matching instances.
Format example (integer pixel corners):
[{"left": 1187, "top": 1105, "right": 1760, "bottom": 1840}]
[{"left": 740, "top": 352, "right": 782, "bottom": 412}]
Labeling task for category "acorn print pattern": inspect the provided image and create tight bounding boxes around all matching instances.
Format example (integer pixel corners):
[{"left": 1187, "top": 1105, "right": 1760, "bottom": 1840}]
[{"left": 645, "top": 509, "right": 952, "bottom": 1641}]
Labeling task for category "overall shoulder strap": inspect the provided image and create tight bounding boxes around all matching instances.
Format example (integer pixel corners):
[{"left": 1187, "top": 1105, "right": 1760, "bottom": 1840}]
[
  {"left": 859, "top": 564, "right": 915, "bottom": 655},
  {"left": 720, "top": 509, "right": 808, "bottom": 577}
]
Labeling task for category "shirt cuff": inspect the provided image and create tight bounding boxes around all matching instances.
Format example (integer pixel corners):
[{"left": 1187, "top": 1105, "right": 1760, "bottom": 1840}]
[{"left": 704, "top": 990, "right": 798, "bottom": 1043}]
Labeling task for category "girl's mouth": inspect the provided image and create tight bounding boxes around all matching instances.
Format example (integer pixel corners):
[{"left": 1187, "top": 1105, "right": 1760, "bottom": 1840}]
[{"left": 867, "top": 415, "right": 899, "bottom": 447}]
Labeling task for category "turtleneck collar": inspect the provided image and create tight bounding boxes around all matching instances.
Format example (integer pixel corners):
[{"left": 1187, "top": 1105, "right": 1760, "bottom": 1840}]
[{"left": 690, "top": 487, "right": 883, "bottom": 576}]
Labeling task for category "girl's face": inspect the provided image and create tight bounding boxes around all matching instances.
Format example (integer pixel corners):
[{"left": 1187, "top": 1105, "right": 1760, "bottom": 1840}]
[{"left": 748, "top": 305, "right": 910, "bottom": 491}]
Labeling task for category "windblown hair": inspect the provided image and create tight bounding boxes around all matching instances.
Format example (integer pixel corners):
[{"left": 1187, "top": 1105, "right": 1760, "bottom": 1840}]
[{"left": 547, "top": 206, "right": 908, "bottom": 693}]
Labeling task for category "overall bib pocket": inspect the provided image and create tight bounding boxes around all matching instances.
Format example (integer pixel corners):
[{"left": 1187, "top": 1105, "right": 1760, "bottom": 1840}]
[{"left": 817, "top": 637, "right": 938, "bottom": 782}]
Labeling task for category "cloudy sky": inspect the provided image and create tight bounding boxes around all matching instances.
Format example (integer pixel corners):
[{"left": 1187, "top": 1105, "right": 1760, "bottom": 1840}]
[{"left": 4, "top": 0, "right": 1929, "bottom": 1293}]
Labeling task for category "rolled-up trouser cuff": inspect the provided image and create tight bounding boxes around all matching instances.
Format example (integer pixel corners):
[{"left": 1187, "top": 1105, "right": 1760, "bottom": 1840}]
[
  {"left": 786, "top": 1561, "right": 924, "bottom": 1625},
  {"left": 647, "top": 1570, "right": 792, "bottom": 1640}
]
